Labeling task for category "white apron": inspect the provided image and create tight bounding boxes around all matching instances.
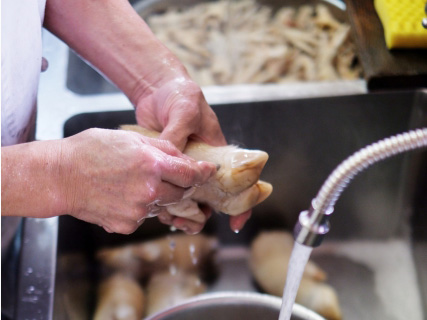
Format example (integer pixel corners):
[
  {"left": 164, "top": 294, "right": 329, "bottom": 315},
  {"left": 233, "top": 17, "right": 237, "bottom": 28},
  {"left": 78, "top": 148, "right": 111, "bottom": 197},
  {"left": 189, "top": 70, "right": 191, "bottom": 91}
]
[
  {"left": 1, "top": 0, "right": 47, "bottom": 260},
  {"left": 1, "top": 0, "right": 46, "bottom": 146}
]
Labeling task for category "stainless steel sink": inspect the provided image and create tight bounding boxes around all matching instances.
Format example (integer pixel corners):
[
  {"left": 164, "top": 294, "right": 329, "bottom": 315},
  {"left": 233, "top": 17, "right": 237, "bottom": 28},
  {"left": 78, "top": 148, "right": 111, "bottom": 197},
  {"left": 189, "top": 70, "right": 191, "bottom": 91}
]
[
  {"left": 16, "top": 90, "right": 425, "bottom": 320},
  {"left": 10, "top": 0, "right": 425, "bottom": 318}
]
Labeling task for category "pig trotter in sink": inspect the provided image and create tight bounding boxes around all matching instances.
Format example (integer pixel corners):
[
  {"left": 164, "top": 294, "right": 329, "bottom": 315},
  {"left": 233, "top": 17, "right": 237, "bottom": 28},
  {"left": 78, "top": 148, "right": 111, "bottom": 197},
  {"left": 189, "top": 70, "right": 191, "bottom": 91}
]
[
  {"left": 95, "top": 233, "right": 217, "bottom": 318},
  {"left": 121, "top": 125, "right": 273, "bottom": 222},
  {"left": 250, "top": 231, "right": 342, "bottom": 320}
]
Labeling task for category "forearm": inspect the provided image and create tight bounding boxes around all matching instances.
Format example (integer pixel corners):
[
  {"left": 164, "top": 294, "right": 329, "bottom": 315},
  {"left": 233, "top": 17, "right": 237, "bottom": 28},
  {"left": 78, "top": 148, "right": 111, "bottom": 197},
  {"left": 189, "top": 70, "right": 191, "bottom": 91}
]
[
  {"left": 44, "top": 0, "right": 189, "bottom": 105},
  {"left": 1, "top": 141, "right": 68, "bottom": 218}
]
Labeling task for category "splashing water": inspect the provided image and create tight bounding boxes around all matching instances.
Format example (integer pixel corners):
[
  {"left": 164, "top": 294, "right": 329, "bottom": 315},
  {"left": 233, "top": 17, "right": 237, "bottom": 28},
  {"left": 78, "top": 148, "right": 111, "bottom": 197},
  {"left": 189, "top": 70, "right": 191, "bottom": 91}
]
[
  {"left": 278, "top": 242, "right": 313, "bottom": 320},
  {"left": 189, "top": 243, "right": 198, "bottom": 265},
  {"left": 168, "top": 236, "right": 177, "bottom": 275}
]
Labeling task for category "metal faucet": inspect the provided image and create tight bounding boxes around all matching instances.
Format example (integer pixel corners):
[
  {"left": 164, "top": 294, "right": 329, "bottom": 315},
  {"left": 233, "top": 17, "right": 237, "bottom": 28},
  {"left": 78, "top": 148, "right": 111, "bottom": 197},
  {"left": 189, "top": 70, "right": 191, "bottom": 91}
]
[{"left": 294, "top": 128, "right": 427, "bottom": 247}]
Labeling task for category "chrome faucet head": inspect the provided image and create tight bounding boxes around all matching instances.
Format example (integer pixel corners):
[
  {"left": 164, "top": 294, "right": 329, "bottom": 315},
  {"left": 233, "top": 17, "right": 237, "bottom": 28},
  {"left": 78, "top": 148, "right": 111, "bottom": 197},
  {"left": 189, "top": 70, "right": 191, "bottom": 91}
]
[{"left": 293, "top": 200, "right": 333, "bottom": 247}]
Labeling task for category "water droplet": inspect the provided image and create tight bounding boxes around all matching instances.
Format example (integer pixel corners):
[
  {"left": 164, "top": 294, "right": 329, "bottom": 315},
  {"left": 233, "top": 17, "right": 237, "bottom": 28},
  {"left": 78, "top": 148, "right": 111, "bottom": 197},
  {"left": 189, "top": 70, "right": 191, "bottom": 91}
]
[
  {"left": 233, "top": 229, "right": 240, "bottom": 234},
  {"left": 26, "top": 286, "right": 35, "bottom": 294},
  {"left": 169, "top": 264, "right": 177, "bottom": 275},
  {"left": 169, "top": 226, "right": 177, "bottom": 232},
  {"left": 147, "top": 212, "right": 158, "bottom": 218},
  {"left": 22, "top": 295, "right": 39, "bottom": 303},
  {"left": 25, "top": 267, "right": 33, "bottom": 276},
  {"left": 189, "top": 244, "right": 198, "bottom": 265},
  {"left": 169, "top": 239, "right": 176, "bottom": 251}
]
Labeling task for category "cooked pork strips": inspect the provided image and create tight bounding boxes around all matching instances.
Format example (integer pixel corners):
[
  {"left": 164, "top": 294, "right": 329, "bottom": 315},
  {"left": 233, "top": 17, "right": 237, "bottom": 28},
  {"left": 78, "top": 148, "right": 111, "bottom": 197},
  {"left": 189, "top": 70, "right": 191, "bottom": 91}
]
[{"left": 121, "top": 125, "right": 272, "bottom": 222}]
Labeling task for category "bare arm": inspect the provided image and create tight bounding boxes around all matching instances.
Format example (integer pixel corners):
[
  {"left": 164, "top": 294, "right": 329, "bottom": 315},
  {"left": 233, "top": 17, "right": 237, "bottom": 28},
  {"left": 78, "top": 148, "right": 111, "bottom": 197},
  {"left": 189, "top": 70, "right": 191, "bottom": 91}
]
[
  {"left": 2, "top": 140, "right": 67, "bottom": 218},
  {"left": 43, "top": 0, "right": 250, "bottom": 232},
  {"left": 43, "top": 0, "right": 227, "bottom": 149},
  {"left": 44, "top": 0, "right": 173, "bottom": 104},
  {"left": 1, "top": 129, "right": 216, "bottom": 234}
]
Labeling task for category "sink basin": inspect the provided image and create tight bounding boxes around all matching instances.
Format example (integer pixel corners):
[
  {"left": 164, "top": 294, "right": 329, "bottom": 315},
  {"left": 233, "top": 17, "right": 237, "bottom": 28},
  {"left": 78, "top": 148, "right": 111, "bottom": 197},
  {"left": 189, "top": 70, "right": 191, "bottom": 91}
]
[{"left": 15, "top": 90, "right": 427, "bottom": 320}]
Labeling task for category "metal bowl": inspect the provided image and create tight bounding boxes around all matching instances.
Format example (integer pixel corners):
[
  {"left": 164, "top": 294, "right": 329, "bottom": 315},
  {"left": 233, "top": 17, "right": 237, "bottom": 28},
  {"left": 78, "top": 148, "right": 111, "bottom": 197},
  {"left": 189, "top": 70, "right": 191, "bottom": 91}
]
[{"left": 145, "top": 292, "right": 325, "bottom": 320}]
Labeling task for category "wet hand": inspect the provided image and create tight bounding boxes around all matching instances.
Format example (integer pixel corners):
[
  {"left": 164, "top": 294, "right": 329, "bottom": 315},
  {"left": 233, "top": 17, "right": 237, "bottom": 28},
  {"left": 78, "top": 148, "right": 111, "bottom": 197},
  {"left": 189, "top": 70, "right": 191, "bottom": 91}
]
[
  {"left": 60, "top": 128, "right": 216, "bottom": 234},
  {"left": 134, "top": 77, "right": 226, "bottom": 151},
  {"left": 134, "top": 78, "right": 252, "bottom": 234}
]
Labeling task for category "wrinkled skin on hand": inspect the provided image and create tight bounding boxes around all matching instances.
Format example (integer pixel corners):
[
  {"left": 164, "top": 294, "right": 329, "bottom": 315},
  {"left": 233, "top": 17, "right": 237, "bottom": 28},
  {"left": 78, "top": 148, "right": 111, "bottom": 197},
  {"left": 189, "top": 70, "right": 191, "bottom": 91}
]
[
  {"left": 61, "top": 128, "right": 216, "bottom": 234},
  {"left": 134, "top": 77, "right": 252, "bottom": 234},
  {"left": 135, "top": 77, "right": 225, "bottom": 150}
]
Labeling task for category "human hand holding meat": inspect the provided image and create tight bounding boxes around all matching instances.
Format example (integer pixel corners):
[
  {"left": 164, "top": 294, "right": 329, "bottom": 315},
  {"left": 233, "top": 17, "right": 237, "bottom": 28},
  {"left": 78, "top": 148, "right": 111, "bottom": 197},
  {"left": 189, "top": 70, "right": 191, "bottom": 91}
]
[
  {"left": 59, "top": 128, "right": 216, "bottom": 234},
  {"left": 121, "top": 125, "right": 273, "bottom": 234},
  {"left": 43, "top": 0, "right": 263, "bottom": 233},
  {"left": 133, "top": 75, "right": 260, "bottom": 234}
]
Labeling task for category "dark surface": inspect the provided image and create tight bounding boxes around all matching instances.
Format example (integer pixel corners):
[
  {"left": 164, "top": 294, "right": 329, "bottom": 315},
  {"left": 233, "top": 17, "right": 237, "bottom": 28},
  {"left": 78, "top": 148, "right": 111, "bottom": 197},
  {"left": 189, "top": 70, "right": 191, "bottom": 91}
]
[{"left": 345, "top": 0, "right": 427, "bottom": 91}]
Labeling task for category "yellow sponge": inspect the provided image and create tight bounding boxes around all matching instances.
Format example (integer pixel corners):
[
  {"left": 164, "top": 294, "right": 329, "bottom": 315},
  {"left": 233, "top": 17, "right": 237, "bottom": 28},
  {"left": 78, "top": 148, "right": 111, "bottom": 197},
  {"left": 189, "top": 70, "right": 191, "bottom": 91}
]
[{"left": 374, "top": 0, "right": 427, "bottom": 49}]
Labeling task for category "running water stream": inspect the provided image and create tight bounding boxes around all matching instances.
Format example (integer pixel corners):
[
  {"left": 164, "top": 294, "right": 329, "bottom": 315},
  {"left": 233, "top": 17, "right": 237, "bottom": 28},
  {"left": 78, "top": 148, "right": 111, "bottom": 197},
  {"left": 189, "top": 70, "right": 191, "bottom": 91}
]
[{"left": 278, "top": 242, "right": 313, "bottom": 320}]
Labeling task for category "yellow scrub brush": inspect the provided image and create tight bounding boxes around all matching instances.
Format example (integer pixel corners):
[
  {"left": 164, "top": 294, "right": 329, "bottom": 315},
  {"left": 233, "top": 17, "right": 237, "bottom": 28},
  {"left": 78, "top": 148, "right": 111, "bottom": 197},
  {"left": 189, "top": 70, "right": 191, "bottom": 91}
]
[{"left": 374, "top": 0, "right": 427, "bottom": 49}]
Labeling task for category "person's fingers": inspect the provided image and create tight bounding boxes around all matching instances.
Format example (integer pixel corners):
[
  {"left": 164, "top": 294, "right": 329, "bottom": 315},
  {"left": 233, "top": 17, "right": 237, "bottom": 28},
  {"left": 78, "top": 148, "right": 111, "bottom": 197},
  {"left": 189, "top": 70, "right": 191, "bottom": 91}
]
[
  {"left": 160, "top": 122, "right": 193, "bottom": 151},
  {"left": 151, "top": 182, "right": 192, "bottom": 207},
  {"left": 170, "top": 204, "right": 212, "bottom": 234},
  {"left": 102, "top": 218, "right": 140, "bottom": 235},
  {"left": 159, "top": 107, "right": 227, "bottom": 151},
  {"left": 160, "top": 156, "right": 216, "bottom": 188},
  {"left": 229, "top": 210, "right": 252, "bottom": 233},
  {"left": 140, "top": 135, "right": 194, "bottom": 162},
  {"left": 157, "top": 210, "right": 175, "bottom": 226},
  {"left": 172, "top": 216, "right": 204, "bottom": 235}
]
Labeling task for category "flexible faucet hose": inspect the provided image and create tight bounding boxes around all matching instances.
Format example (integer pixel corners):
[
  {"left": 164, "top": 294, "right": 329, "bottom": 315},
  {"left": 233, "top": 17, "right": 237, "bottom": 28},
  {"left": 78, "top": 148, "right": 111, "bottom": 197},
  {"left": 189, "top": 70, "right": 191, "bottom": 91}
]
[
  {"left": 313, "top": 128, "right": 427, "bottom": 218},
  {"left": 295, "top": 128, "right": 427, "bottom": 246}
]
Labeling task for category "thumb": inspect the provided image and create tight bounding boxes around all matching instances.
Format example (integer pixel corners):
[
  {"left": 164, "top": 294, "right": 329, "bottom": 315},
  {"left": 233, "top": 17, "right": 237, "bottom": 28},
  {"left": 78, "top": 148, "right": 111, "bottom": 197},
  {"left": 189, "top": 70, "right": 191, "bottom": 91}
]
[{"left": 159, "top": 122, "right": 192, "bottom": 151}]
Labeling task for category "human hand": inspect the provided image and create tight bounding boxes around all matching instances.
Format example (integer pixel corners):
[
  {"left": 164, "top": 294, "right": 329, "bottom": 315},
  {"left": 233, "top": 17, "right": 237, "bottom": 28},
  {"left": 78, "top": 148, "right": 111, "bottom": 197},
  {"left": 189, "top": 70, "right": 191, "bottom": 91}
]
[
  {"left": 43, "top": 0, "right": 251, "bottom": 233},
  {"left": 134, "top": 77, "right": 251, "bottom": 233},
  {"left": 59, "top": 128, "right": 216, "bottom": 234},
  {"left": 134, "top": 77, "right": 226, "bottom": 151}
]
